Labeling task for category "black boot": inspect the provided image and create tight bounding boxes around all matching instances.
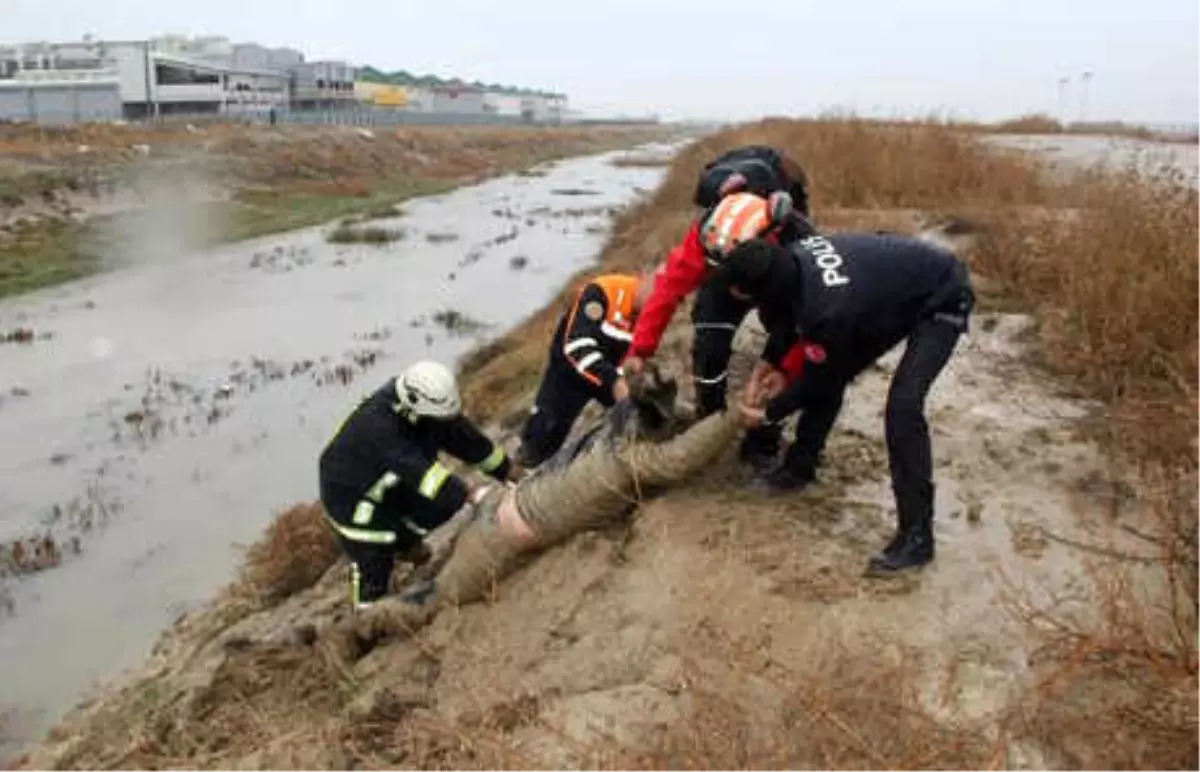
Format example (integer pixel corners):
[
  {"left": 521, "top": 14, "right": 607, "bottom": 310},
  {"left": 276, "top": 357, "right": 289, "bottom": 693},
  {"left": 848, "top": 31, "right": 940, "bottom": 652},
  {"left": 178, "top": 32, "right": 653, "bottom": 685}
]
[
  {"left": 866, "top": 524, "right": 934, "bottom": 574},
  {"left": 746, "top": 462, "right": 815, "bottom": 495},
  {"left": 867, "top": 482, "right": 935, "bottom": 575},
  {"left": 879, "top": 506, "right": 912, "bottom": 557},
  {"left": 738, "top": 425, "right": 781, "bottom": 472}
]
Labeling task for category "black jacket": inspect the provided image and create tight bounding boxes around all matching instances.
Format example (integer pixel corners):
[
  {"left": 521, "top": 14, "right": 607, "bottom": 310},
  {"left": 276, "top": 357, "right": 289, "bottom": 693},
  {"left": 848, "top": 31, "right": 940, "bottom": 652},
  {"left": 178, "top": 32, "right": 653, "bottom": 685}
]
[
  {"left": 552, "top": 275, "right": 639, "bottom": 400},
  {"left": 730, "top": 233, "right": 972, "bottom": 422},
  {"left": 319, "top": 378, "right": 511, "bottom": 517}
]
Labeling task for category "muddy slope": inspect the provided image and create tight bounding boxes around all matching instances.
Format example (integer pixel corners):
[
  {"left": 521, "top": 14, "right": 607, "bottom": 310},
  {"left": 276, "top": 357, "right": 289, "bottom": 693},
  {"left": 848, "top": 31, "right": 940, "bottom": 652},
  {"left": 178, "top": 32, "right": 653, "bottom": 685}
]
[{"left": 17, "top": 282, "right": 1176, "bottom": 769}]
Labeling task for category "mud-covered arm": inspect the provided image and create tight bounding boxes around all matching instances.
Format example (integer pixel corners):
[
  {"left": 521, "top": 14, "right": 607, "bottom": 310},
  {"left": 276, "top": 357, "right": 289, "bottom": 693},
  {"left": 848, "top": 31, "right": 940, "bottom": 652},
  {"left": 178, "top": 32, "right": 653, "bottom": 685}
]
[
  {"left": 435, "top": 416, "right": 513, "bottom": 482},
  {"left": 563, "top": 283, "right": 622, "bottom": 393}
]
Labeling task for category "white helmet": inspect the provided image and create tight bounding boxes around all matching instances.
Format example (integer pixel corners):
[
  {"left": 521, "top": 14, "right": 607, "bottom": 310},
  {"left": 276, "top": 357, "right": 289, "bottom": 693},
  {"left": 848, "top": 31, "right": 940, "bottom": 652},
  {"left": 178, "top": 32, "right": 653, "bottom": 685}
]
[{"left": 394, "top": 360, "right": 461, "bottom": 418}]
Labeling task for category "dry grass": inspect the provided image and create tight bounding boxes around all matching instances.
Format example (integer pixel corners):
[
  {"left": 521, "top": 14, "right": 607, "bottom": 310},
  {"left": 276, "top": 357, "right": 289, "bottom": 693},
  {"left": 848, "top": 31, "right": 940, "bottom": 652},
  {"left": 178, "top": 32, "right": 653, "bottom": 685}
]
[
  {"left": 238, "top": 502, "right": 340, "bottom": 604},
  {"left": 985, "top": 113, "right": 1198, "bottom": 143},
  {"left": 971, "top": 168, "right": 1198, "bottom": 464},
  {"left": 1005, "top": 468, "right": 1198, "bottom": 769}
]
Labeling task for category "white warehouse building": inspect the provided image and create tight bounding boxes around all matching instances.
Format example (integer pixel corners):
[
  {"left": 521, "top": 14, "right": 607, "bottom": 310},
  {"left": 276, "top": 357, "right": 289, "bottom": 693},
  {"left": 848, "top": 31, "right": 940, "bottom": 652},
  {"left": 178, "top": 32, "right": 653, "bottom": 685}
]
[{"left": 0, "top": 36, "right": 355, "bottom": 123}]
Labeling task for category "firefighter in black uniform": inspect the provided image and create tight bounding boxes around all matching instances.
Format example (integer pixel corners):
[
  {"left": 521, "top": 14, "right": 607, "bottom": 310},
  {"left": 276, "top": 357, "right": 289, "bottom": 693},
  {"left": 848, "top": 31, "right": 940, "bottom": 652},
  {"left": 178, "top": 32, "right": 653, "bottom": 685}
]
[
  {"left": 319, "top": 360, "right": 523, "bottom": 609},
  {"left": 625, "top": 145, "right": 816, "bottom": 470},
  {"left": 726, "top": 231, "right": 975, "bottom": 574},
  {"left": 516, "top": 270, "right": 655, "bottom": 468}
]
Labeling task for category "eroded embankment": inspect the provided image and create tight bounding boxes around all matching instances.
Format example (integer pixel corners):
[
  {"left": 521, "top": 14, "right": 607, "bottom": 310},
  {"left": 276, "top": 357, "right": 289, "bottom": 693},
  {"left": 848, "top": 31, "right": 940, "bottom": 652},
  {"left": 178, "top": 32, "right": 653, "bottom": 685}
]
[{"left": 15, "top": 119, "right": 1197, "bottom": 770}]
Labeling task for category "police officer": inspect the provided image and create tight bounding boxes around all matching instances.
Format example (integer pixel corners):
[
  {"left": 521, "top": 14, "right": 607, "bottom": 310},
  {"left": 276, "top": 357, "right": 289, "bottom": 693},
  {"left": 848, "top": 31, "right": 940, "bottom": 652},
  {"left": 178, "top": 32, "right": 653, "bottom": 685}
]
[
  {"left": 516, "top": 270, "right": 655, "bottom": 468},
  {"left": 623, "top": 145, "right": 815, "bottom": 469},
  {"left": 727, "top": 231, "right": 975, "bottom": 574},
  {"left": 319, "top": 360, "right": 523, "bottom": 609}
]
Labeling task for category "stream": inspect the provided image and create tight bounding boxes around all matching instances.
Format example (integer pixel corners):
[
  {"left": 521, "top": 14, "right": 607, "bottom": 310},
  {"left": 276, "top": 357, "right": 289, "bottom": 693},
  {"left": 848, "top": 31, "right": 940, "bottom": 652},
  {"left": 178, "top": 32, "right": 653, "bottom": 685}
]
[{"left": 0, "top": 142, "right": 675, "bottom": 756}]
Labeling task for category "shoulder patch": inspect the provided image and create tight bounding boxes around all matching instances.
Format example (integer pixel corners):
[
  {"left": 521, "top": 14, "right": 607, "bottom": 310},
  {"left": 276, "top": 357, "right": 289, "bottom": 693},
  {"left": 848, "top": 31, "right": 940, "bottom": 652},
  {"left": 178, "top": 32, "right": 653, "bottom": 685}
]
[{"left": 584, "top": 301, "right": 604, "bottom": 321}]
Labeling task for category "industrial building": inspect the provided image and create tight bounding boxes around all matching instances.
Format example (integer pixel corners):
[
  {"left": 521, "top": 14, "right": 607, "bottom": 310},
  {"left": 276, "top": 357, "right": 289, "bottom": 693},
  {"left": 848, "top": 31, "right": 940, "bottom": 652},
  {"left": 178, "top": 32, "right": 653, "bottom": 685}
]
[
  {"left": 0, "top": 35, "right": 355, "bottom": 122},
  {"left": 0, "top": 34, "right": 568, "bottom": 125}
]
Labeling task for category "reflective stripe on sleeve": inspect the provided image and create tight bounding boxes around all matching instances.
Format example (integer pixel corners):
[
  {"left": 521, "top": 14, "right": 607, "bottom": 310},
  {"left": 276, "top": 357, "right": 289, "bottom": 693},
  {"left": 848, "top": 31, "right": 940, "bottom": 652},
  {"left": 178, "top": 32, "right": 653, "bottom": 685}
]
[
  {"left": 418, "top": 461, "right": 451, "bottom": 499},
  {"left": 352, "top": 500, "right": 376, "bottom": 525},
  {"left": 575, "top": 352, "right": 604, "bottom": 374},
  {"left": 478, "top": 445, "right": 506, "bottom": 473},
  {"left": 599, "top": 322, "right": 633, "bottom": 342},
  {"left": 325, "top": 514, "right": 397, "bottom": 545},
  {"left": 564, "top": 337, "right": 599, "bottom": 354}
]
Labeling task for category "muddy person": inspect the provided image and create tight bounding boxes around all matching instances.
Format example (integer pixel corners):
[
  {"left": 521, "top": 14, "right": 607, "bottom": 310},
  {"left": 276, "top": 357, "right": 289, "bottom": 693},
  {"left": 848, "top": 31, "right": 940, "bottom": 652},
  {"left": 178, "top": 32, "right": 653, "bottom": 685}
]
[
  {"left": 622, "top": 145, "right": 816, "bottom": 469},
  {"left": 319, "top": 361, "right": 525, "bottom": 608},
  {"left": 515, "top": 270, "right": 656, "bottom": 468},
  {"left": 726, "top": 232, "right": 975, "bottom": 574}
]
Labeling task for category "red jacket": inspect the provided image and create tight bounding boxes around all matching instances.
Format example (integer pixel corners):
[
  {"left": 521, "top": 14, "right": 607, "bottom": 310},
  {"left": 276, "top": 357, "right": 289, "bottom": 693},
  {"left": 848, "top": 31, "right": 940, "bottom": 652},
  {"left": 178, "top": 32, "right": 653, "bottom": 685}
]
[{"left": 628, "top": 221, "right": 807, "bottom": 383}]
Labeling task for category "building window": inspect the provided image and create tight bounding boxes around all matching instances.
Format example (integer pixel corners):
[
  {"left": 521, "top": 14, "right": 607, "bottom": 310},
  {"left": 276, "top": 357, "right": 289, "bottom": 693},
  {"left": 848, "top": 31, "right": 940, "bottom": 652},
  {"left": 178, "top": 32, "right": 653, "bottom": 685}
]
[{"left": 156, "top": 63, "right": 219, "bottom": 85}]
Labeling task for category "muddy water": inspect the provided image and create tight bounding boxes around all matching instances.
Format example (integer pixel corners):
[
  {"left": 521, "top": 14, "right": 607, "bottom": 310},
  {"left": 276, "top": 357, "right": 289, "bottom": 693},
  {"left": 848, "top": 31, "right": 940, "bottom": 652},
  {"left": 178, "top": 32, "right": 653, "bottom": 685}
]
[{"left": 0, "top": 144, "right": 674, "bottom": 754}]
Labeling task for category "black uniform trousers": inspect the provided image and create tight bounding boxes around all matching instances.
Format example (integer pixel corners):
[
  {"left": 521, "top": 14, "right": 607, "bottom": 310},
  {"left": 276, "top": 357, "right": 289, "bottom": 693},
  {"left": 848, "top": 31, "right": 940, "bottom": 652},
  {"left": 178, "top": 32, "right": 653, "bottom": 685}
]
[
  {"left": 320, "top": 481, "right": 446, "bottom": 607},
  {"left": 518, "top": 356, "right": 611, "bottom": 468},
  {"left": 782, "top": 268, "right": 975, "bottom": 531},
  {"left": 690, "top": 280, "right": 783, "bottom": 458}
]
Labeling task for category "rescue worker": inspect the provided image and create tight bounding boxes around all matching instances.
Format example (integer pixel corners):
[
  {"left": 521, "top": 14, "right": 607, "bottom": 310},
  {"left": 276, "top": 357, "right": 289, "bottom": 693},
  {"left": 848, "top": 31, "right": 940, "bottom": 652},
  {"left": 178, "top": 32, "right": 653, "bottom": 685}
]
[
  {"left": 319, "top": 360, "right": 523, "bottom": 609},
  {"left": 623, "top": 145, "right": 816, "bottom": 469},
  {"left": 515, "top": 270, "right": 655, "bottom": 468},
  {"left": 726, "top": 231, "right": 975, "bottom": 574}
]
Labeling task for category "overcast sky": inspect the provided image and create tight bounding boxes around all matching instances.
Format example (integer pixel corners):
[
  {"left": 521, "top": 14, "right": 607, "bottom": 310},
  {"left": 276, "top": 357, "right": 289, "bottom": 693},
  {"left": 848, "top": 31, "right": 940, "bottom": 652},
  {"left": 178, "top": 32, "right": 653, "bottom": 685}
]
[{"left": 3, "top": 0, "right": 1197, "bottom": 124}]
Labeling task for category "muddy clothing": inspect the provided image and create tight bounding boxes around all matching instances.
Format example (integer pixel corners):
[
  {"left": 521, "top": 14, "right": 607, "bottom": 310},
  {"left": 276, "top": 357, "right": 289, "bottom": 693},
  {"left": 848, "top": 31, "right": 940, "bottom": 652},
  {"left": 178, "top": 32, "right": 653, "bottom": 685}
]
[
  {"left": 733, "top": 232, "right": 974, "bottom": 560},
  {"left": 518, "top": 275, "right": 640, "bottom": 467},
  {"left": 693, "top": 145, "right": 811, "bottom": 216},
  {"left": 319, "top": 378, "right": 511, "bottom": 605}
]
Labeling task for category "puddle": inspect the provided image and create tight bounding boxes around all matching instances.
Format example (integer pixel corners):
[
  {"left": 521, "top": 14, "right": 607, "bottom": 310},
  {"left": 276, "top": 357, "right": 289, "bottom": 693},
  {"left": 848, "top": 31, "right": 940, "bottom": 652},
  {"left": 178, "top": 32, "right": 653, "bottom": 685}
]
[{"left": 0, "top": 142, "right": 676, "bottom": 758}]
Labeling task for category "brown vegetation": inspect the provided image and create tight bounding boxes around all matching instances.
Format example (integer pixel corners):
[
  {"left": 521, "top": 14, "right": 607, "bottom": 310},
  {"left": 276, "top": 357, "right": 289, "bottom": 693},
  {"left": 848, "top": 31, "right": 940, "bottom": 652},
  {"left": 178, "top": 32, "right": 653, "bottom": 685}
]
[
  {"left": 987, "top": 113, "right": 1199, "bottom": 143},
  {"left": 238, "top": 502, "right": 340, "bottom": 604}
]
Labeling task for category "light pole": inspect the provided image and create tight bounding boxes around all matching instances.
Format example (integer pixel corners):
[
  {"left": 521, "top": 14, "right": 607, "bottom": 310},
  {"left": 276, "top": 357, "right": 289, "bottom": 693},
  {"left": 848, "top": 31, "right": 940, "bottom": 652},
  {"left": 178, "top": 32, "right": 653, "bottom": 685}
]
[
  {"left": 1057, "top": 75, "right": 1070, "bottom": 126},
  {"left": 1078, "top": 69, "right": 1093, "bottom": 125}
]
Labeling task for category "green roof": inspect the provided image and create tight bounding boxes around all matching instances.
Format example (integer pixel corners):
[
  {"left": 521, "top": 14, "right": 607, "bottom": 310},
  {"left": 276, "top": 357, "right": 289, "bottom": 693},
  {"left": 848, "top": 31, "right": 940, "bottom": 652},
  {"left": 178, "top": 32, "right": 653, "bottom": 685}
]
[{"left": 357, "top": 65, "right": 563, "bottom": 98}]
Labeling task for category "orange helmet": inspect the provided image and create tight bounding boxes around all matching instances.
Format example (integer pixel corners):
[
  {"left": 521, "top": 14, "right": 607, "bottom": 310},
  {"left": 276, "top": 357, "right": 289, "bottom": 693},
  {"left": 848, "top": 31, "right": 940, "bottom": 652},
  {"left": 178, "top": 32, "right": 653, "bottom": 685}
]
[{"left": 699, "top": 191, "right": 792, "bottom": 266}]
